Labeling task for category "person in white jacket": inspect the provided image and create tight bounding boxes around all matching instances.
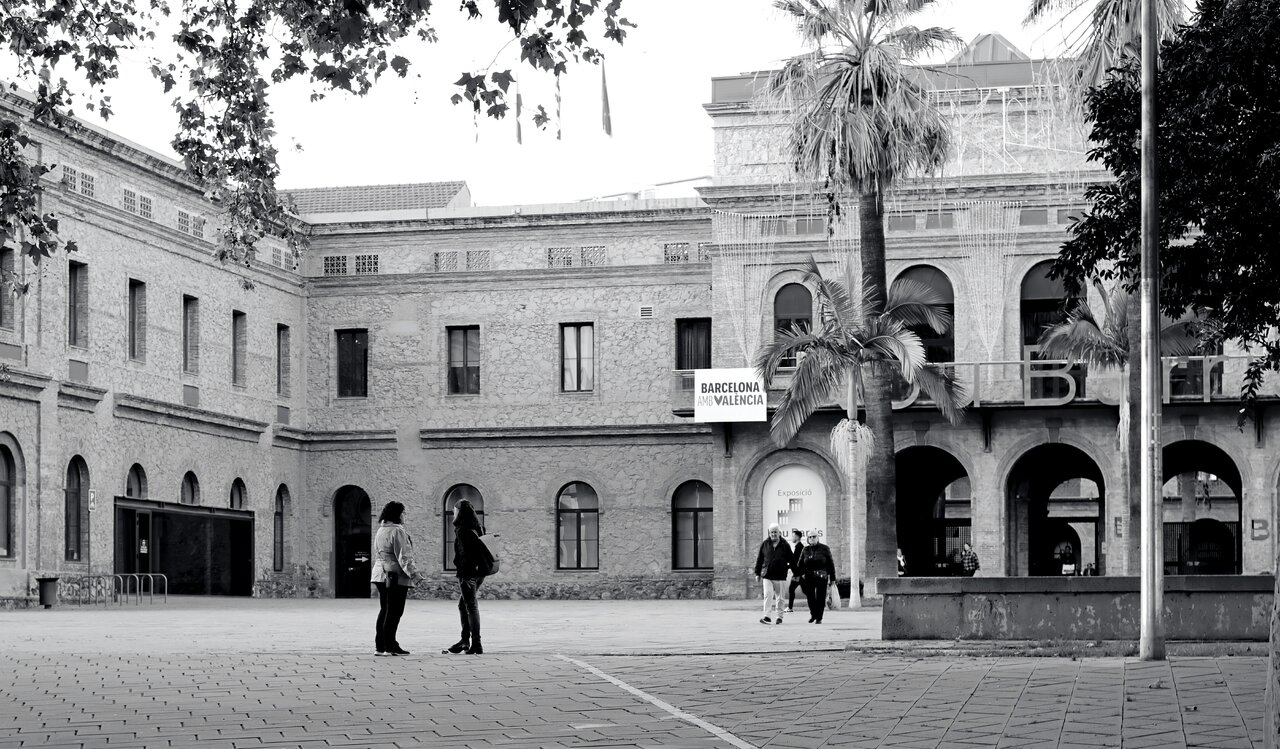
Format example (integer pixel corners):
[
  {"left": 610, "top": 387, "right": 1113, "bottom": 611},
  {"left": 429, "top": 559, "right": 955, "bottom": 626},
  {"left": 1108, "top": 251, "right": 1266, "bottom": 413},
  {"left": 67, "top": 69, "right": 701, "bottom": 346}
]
[{"left": 370, "top": 501, "right": 419, "bottom": 655}]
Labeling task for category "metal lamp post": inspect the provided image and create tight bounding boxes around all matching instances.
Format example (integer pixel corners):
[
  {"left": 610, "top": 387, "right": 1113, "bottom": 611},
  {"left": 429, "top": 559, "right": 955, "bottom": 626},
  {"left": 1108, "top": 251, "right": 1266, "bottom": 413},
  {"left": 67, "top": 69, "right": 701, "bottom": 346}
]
[{"left": 1139, "top": 0, "right": 1165, "bottom": 661}]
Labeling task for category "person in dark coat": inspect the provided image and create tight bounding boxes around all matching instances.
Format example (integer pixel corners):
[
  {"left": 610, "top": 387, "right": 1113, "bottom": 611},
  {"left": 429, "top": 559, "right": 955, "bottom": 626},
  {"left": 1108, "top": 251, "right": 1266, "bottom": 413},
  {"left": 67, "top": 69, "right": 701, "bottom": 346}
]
[
  {"left": 796, "top": 530, "right": 837, "bottom": 623},
  {"left": 445, "top": 498, "right": 491, "bottom": 655},
  {"left": 753, "top": 522, "right": 791, "bottom": 624},
  {"left": 785, "top": 529, "right": 804, "bottom": 614}
]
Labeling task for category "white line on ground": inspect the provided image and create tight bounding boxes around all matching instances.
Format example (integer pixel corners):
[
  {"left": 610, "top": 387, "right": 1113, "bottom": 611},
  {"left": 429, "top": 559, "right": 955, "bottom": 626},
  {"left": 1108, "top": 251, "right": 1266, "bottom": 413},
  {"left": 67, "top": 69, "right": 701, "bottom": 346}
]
[{"left": 557, "top": 653, "right": 757, "bottom": 749}]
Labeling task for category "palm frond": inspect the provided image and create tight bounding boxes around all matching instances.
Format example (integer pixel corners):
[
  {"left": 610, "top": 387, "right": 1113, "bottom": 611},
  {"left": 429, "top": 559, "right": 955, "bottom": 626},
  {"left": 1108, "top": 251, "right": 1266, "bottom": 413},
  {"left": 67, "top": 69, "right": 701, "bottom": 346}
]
[
  {"left": 885, "top": 277, "right": 953, "bottom": 333},
  {"left": 881, "top": 25, "right": 963, "bottom": 60},
  {"left": 1038, "top": 303, "right": 1126, "bottom": 368},
  {"left": 1023, "top": 0, "right": 1086, "bottom": 26},
  {"left": 1159, "top": 319, "right": 1206, "bottom": 358},
  {"left": 910, "top": 363, "right": 968, "bottom": 425}
]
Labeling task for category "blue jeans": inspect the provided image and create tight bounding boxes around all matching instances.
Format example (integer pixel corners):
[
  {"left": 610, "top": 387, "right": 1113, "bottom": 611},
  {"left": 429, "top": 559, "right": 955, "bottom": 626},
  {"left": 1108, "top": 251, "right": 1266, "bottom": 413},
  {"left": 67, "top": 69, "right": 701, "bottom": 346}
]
[{"left": 458, "top": 576, "right": 484, "bottom": 640}]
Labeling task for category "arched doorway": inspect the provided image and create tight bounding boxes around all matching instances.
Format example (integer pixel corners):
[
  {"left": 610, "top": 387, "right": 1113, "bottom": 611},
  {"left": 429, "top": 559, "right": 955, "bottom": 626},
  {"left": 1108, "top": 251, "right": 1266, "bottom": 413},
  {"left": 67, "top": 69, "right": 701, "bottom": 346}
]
[
  {"left": 896, "top": 446, "right": 969, "bottom": 575},
  {"left": 1161, "top": 441, "right": 1242, "bottom": 574},
  {"left": 333, "top": 486, "right": 372, "bottom": 597},
  {"left": 1007, "top": 444, "right": 1104, "bottom": 576}
]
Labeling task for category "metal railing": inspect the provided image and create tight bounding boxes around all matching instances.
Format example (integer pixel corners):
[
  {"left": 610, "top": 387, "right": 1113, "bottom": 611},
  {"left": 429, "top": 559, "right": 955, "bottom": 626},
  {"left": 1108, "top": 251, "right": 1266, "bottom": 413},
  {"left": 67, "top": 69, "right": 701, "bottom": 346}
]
[
  {"left": 57, "top": 573, "right": 167, "bottom": 605},
  {"left": 673, "top": 354, "right": 1260, "bottom": 411}
]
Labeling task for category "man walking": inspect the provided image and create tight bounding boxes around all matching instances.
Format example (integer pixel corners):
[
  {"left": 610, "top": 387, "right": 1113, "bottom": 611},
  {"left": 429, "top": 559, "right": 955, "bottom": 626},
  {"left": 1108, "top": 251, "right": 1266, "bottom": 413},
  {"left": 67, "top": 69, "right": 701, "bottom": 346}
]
[
  {"left": 754, "top": 523, "right": 790, "bottom": 624},
  {"left": 959, "top": 542, "right": 980, "bottom": 577}
]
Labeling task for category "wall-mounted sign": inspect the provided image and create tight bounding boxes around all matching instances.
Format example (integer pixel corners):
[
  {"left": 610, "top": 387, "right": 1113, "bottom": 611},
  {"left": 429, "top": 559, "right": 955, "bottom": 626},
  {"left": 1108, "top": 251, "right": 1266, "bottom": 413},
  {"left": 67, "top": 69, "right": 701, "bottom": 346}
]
[
  {"left": 762, "top": 465, "right": 827, "bottom": 541},
  {"left": 693, "top": 368, "right": 767, "bottom": 423}
]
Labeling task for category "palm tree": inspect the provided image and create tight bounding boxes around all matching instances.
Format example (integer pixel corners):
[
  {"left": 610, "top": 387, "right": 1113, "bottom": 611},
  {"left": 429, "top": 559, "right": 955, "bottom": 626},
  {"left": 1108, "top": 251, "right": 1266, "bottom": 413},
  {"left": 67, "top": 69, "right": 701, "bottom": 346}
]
[
  {"left": 1038, "top": 279, "right": 1199, "bottom": 449},
  {"left": 766, "top": 0, "right": 962, "bottom": 596},
  {"left": 1025, "top": 0, "right": 1187, "bottom": 90},
  {"left": 756, "top": 258, "right": 966, "bottom": 605}
]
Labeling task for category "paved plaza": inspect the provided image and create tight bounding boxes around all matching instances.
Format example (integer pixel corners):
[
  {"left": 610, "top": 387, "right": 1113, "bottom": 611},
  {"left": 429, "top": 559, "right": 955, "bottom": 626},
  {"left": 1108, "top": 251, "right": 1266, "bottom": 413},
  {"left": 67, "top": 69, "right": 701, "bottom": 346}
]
[{"left": 0, "top": 597, "right": 1266, "bottom": 748}]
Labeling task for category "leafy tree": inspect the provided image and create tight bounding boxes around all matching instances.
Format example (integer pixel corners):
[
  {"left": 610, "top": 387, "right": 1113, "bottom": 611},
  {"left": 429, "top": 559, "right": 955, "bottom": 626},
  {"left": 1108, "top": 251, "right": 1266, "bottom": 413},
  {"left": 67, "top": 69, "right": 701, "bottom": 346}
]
[
  {"left": 756, "top": 260, "right": 966, "bottom": 604},
  {"left": 0, "top": 0, "right": 632, "bottom": 290},
  {"left": 764, "top": 0, "right": 962, "bottom": 594},
  {"left": 1042, "top": 0, "right": 1280, "bottom": 737}
]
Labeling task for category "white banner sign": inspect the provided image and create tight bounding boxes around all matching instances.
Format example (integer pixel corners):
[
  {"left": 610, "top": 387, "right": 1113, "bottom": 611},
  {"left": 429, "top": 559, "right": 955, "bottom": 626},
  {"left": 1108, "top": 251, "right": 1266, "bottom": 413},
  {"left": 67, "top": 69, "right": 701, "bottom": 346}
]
[{"left": 693, "top": 368, "right": 767, "bottom": 422}]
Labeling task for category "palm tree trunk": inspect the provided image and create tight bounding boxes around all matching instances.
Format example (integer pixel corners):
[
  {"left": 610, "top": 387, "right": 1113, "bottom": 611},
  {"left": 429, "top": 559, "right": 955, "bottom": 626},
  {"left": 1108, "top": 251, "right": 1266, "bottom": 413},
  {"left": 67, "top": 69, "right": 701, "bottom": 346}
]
[{"left": 859, "top": 187, "right": 897, "bottom": 597}]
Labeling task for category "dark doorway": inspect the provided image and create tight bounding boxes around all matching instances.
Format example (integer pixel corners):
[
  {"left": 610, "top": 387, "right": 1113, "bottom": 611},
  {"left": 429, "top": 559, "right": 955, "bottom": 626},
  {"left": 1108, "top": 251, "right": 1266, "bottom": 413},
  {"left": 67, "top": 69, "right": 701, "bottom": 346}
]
[
  {"left": 1161, "top": 440, "right": 1242, "bottom": 575},
  {"left": 1007, "top": 444, "right": 1104, "bottom": 576},
  {"left": 896, "top": 446, "right": 969, "bottom": 576},
  {"left": 114, "top": 497, "right": 254, "bottom": 595},
  {"left": 334, "top": 486, "right": 372, "bottom": 598}
]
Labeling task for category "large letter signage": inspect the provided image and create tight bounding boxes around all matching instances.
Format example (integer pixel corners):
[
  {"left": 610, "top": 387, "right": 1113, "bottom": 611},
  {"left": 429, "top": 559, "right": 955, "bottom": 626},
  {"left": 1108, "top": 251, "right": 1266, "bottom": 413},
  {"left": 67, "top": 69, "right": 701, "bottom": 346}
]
[{"left": 693, "top": 368, "right": 767, "bottom": 422}]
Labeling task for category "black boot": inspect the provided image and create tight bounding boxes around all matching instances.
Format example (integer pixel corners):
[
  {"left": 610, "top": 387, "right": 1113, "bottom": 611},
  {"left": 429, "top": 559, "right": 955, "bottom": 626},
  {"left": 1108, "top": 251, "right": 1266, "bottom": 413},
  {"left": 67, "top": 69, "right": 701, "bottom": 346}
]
[
  {"left": 465, "top": 638, "right": 483, "bottom": 655},
  {"left": 445, "top": 637, "right": 469, "bottom": 654}
]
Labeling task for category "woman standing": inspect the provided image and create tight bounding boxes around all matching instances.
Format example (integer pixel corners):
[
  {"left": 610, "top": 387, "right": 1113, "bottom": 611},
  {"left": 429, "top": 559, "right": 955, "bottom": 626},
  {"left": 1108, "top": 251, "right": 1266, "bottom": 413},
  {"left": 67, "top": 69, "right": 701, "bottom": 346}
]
[
  {"left": 445, "top": 498, "right": 491, "bottom": 655},
  {"left": 370, "top": 501, "right": 419, "bottom": 656},
  {"left": 796, "top": 530, "right": 837, "bottom": 624}
]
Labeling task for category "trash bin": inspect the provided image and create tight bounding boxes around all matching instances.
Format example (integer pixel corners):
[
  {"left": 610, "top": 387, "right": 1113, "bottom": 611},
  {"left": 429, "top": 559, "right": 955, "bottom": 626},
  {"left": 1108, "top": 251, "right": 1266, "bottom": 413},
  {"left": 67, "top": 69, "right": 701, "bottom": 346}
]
[{"left": 35, "top": 576, "right": 59, "bottom": 609}]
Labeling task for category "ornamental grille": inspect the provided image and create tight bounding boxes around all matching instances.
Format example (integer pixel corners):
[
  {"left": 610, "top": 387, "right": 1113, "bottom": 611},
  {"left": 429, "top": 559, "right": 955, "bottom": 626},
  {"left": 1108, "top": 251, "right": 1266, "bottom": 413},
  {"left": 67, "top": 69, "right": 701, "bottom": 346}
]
[
  {"left": 663, "top": 242, "right": 691, "bottom": 264},
  {"left": 178, "top": 210, "right": 191, "bottom": 234},
  {"left": 697, "top": 242, "right": 711, "bottom": 262},
  {"left": 465, "top": 250, "right": 491, "bottom": 270},
  {"left": 580, "top": 246, "right": 607, "bottom": 266},
  {"left": 434, "top": 251, "right": 459, "bottom": 272},
  {"left": 272, "top": 246, "right": 283, "bottom": 267},
  {"left": 354, "top": 254, "right": 380, "bottom": 275},
  {"left": 547, "top": 247, "right": 573, "bottom": 268},
  {"left": 322, "top": 256, "right": 348, "bottom": 276},
  {"left": 79, "top": 172, "right": 95, "bottom": 197},
  {"left": 123, "top": 188, "right": 137, "bottom": 214},
  {"left": 139, "top": 195, "right": 153, "bottom": 220}
]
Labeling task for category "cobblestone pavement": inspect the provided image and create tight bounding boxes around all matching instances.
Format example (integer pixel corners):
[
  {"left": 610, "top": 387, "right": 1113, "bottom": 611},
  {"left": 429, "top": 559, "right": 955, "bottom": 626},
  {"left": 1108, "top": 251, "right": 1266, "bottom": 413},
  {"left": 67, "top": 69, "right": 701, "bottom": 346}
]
[{"left": 0, "top": 598, "right": 1265, "bottom": 748}]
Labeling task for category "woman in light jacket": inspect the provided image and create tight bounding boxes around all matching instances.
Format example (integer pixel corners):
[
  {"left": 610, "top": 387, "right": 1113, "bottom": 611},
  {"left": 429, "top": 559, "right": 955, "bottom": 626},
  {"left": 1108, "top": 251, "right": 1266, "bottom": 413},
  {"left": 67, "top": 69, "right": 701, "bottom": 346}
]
[{"left": 371, "top": 501, "right": 419, "bottom": 656}]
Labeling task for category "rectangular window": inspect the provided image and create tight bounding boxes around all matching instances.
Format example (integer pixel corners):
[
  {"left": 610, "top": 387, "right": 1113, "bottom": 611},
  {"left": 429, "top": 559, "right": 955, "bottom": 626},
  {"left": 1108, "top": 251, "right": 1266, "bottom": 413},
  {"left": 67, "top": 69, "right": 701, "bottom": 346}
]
[
  {"left": 178, "top": 209, "right": 191, "bottom": 234},
  {"left": 67, "top": 261, "right": 88, "bottom": 348},
  {"left": 925, "top": 211, "right": 955, "bottom": 230},
  {"left": 434, "top": 251, "right": 459, "bottom": 272},
  {"left": 465, "top": 249, "right": 491, "bottom": 270},
  {"left": 336, "top": 329, "right": 368, "bottom": 397},
  {"left": 182, "top": 295, "right": 200, "bottom": 374},
  {"left": 561, "top": 323, "right": 595, "bottom": 392},
  {"left": 354, "top": 254, "right": 380, "bottom": 275},
  {"left": 580, "top": 246, "right": 607, "bottom": 266},
  {"left": 323, "top": 256, "right": 348, "bottom": 276},
  {"left": 123, "top": 188, "right": 138, "bottom": 214},
  {"left": 61, "top": 164, "right": 77, "bottom": 188},
  {"left": 139, "top": 194, "right": 153, "bottom": 220},
  {"left": 547, "top": 247, "right": 573, "bottom": 268},
  {"left": 128, "top": 279, "right": 146, "bottom": 361},
  {"left": 447, "top": 326, "right": 480, "bottom": 395},
  {"left": 276, "top": 324, "right": 291, "bottom": 397},
  {"left": 192, "top": 216, "right": 205, "bottom": 240},
  {"left": 0, "top": 248, "right": 15, "bottom": 330},
  {"left": 696, "top": 242, "right": 711, "bottom": 262},
  {"left": 231, "top": 310, "right": 247, "bottom": 386},
  {"left": 888, "top": 214, "right": 917, "bottom": 231},
  {"left": 271, "top": 246, "right": 283, "bottom": 267},
  {"left": 1020, "top": 208, "right": 1049, "bottom": 226},
  {"left": 675, "top": 318, "right": 712, "bottom": 370},
  {"left": 78, "top": 171, "right": 95, "bottom": 198}
]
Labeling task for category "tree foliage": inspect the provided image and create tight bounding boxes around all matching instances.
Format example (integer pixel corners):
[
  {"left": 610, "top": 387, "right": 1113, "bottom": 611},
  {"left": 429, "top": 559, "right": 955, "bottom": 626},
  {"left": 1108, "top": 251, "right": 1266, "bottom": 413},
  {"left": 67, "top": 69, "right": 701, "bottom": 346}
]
[
  {"left": 0, "top": 0, "right": 632, "bottom": 287},
  {"left": 1051, "top": 0, "right": 1280, "bottom": 410}
]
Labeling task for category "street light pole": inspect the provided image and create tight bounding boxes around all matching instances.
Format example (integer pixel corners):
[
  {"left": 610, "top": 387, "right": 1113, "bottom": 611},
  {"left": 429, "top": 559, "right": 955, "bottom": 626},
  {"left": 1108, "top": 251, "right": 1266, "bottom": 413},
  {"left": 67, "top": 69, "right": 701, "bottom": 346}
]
[{"left": 1139, "top": 0, "right": 1165, "bottom": 661}]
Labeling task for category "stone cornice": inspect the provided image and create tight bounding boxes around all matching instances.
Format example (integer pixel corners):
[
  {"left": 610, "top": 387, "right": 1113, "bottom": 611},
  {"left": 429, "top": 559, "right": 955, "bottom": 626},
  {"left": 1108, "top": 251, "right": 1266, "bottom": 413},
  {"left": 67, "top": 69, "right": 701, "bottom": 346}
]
[
  {"left": 272, "top": 427, "right": 398, "bottom": 451},
  {"left": 302, "top": 205, "right": 711, "bottom": 236},
  {"left": 306, "top": 263, "right": 711, "bottom": 295},
  {"left": 113, "top": 393, "right": 269, "bottom": 443},
  {"left": 419, "top": 423, "right": 714, "bottom": 448},
  {"left": 57, "top": 382, "right": 107, "bottom": 413},
  {"left": 0, "top": 368, "right": 52, "bottom": 403}
]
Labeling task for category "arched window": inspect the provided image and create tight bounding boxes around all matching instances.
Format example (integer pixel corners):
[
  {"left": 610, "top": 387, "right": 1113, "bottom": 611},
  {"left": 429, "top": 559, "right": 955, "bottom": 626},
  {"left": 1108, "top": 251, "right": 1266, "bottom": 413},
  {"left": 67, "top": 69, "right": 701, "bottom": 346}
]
[
  {"left": 556, "top": 482, "right": 599, "bottom": 570},
  {"left": 773, "top": 283, "right": 812, "bottom": 368},
  {"left": 65, "top": 456, "right": 89, "bottom": 562},
  {"left": 1020, "top": 260, "right": 1084, "bottom": 399},
  {"left": 125, "top": 463, "right": 147, "bottom": 498},
  {"left": 893, "top": 265, "right": 955, "bottom": 362},
  {"left": 672, "top": 480, "right": 713, "bottom": 569},
  {"left": 181, "top": 471, "right": 200, "bottom": 505},
  {"left": 273, "top": 484, "right": 289, "bottom": 572},
  {"left": 229, "top": 478, "right": 246, "bottom": 510},
  {"left": 443, "top": 484, "right": 485, "bottom": 570},
  {"left": 0, "top": 445, "right": 13, "bottom": 558}
]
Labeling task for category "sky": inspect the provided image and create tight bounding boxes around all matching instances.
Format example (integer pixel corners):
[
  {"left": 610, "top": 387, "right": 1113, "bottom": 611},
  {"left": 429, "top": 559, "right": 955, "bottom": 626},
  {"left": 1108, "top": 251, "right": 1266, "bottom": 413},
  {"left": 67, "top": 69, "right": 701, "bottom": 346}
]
[{"left": 55, "top": 0, "right": 1092, "bottom": 206}]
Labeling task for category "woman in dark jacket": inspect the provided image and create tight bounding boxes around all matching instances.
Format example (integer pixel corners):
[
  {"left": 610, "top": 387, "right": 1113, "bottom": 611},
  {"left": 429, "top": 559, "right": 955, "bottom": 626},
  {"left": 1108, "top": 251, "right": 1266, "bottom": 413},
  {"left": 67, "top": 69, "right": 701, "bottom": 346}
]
[
  {"left": 795, "top": 530, "right": 837, "bottom": 624},
  {"left": 445, "top": 498, "right": 491, "bottom": 655}
]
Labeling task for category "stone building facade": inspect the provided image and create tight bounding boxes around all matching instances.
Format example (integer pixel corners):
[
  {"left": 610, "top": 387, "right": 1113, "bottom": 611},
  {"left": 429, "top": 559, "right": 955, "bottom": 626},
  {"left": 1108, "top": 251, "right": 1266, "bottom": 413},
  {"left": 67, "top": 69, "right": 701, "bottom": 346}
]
[{"left": 0, "top": 38, "right": 1274, "bottom": 603}]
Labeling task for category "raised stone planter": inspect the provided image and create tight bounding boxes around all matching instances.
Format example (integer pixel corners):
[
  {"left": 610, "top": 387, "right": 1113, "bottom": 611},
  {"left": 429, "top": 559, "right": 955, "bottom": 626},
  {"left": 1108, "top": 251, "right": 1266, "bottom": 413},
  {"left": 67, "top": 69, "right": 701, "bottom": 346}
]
[{"left": 880, "top": 575, "right": 1274, "bottom": 641}]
